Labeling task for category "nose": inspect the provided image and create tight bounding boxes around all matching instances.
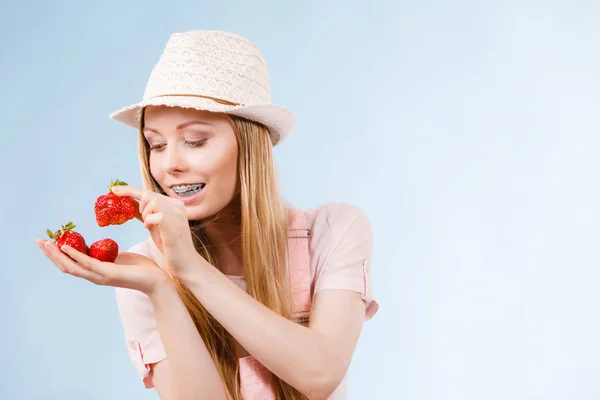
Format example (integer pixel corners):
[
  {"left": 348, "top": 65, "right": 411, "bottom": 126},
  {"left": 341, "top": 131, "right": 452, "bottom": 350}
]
[{"left": 162, "top": 142, "right": 188, "bottom": 174}]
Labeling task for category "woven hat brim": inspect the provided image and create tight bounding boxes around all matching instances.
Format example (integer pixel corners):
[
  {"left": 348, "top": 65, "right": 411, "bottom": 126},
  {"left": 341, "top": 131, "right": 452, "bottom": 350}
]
[{"left": 109, "top": 96, "right": 295, "bottom": 146}]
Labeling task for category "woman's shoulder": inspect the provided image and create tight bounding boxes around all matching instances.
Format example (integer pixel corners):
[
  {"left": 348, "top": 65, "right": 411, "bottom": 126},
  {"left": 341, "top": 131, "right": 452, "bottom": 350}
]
[
  {"left": 125, "top": 236, "right": 154, "bottom": 254},
  {"left": 302, "top": 202, "right": 372, "bottom": 235},
  {"left": 300, "top": 203, "right": 378, "bottom": 320},
  {"left": 123, "top": 236, "right": 162, "bottom": 263}
]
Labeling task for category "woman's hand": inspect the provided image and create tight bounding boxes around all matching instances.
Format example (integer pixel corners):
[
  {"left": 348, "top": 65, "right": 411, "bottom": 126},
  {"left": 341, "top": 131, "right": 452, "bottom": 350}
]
[
  {"left": 110, "top": 185, "right": 200, "bottom": 281},
  {"left": 37, "top": 239, "right": 170, "bottom": 295}
]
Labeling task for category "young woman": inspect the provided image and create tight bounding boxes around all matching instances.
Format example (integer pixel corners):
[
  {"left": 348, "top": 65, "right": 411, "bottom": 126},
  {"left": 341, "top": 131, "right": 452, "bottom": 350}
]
[{"left": 37, "top": 30, "right": 378, "bottom": 400}]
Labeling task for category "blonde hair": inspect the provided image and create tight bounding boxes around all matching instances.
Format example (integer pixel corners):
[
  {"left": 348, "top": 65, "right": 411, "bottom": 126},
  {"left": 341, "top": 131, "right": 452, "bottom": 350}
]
[{"left": 137, "top": 108, "right": 307, "bottom": 399}]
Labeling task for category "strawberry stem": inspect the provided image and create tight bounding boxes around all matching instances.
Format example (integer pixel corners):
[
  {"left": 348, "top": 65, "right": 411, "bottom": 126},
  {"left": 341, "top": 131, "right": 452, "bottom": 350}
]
[
  {"left": 108, "top": 178, "right": 129, "bottom": 190},
  {"left": 47, "top": 222, "right": 77, "bottom": 241}
]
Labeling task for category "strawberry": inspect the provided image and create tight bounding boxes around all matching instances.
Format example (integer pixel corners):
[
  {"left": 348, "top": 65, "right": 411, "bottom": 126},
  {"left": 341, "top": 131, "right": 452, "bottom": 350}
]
[
  {"left": 46, "top": 222, "right": 88, "bottom": 255},
  {"left": 94, "top": 179, "right": 136, "bottom": 227},
  {"left": 89, "top": 238, "right": 119, "bottom": 263}
]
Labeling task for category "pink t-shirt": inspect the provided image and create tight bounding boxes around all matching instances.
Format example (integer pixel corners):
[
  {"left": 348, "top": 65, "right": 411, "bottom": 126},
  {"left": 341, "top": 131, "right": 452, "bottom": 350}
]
[{"left": 115, "top": 202, "right": 379, "bottom": 397}]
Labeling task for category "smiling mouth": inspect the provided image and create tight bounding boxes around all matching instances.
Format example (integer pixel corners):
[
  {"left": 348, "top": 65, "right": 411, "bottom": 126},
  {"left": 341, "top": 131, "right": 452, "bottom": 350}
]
[{"left": 171, "top": 183, "right": 206, "bottom": 196}]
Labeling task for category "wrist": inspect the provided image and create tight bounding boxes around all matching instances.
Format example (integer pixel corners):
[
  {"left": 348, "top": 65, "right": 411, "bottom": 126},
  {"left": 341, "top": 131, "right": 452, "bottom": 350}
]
[
  {"left": 146, "top": 274, "right": 176, "bottom": 300},
  {"left": 180, "top": 253, "right": 220, "bottom": 292}
]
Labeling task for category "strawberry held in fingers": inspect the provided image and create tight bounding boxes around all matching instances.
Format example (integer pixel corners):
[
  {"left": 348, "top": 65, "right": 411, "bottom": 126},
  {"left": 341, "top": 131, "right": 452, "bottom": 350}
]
[
  {"left": 46, "top": 222, "right": 88, "bottom": 254},
  {"left": 89, "top": 238, "right": 119, "bottom": 263},
  {"left": 95, "top": 179, "right": 136, "bottom": 227}
]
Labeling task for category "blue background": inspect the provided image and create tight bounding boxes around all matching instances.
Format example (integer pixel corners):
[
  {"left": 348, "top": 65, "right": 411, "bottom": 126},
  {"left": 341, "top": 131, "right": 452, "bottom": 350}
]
[{"left": 2, "top": 0, "right": 599, "bottom": 399}]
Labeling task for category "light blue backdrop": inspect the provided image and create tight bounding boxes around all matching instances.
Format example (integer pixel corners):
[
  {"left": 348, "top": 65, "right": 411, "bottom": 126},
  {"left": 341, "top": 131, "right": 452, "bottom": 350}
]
[{"left": 2, "top": 0, "right": 599, "bottom": 399}]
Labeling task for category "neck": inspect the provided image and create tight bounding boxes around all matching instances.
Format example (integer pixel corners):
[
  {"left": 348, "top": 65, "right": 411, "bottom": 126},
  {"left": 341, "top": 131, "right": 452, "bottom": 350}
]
[{"left": 199, "top": 197, "right": 244, "bottom": 276}]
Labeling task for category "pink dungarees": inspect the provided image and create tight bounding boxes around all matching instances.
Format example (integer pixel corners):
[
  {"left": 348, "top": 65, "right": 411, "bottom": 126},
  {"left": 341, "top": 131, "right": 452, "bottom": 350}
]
[{"left": 238, "top": 208, "right": 313, "bottom": 399}]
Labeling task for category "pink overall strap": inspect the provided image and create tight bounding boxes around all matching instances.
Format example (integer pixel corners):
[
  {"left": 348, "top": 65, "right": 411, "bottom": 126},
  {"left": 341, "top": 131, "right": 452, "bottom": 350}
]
[
  {"left": 239, "top": 208, "right": 312, "bottom": 399},
  {"left": 288, "top": 207, "right": 313, "bottom": 323}
]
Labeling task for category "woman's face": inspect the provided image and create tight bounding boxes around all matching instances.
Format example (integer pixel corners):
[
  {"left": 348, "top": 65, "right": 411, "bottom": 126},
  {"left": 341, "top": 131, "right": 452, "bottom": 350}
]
[{"left": 142, "top": 105, "right": 239, "bottom": 220}]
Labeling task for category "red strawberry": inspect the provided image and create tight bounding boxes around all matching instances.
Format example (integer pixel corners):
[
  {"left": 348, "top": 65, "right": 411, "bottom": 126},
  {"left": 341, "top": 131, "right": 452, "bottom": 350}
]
[
  {"left": 94, "top": 179, "right": 136, "bottom": 227},
  {"left": 89, "top": 238, "right": 119, "bottom": 263},
  {"left": 46, "top": 222, "right": 88, "bottom": 255}
]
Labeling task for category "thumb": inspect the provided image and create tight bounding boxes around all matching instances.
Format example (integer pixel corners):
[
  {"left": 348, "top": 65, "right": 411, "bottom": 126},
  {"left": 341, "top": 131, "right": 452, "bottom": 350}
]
[{"left": 131, "top": 198, "right": 144, "bottom": 223}]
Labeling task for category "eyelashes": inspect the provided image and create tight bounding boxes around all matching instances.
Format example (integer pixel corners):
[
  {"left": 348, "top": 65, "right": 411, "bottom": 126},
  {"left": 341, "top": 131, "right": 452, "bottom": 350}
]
[
  {"left": 149, "top": 139, "right": 207, "bottom": 152},
  {"left": 185, "top": 139, "right": 207, "bottom": 148}
]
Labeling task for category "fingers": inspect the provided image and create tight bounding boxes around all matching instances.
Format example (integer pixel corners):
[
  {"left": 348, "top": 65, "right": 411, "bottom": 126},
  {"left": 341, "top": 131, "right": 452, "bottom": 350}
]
[
  {"left": 61, "top": 245, "right": 107, "bottom": 276},
  {"left": 110, "top": 185, "right": 144, "bottom": 200},
  {"left": 37, "top": 240, "right": 106, "bottom": 284},
  {"left": 141, "top": 199, "right": 157, "bottom": 222},
  {"left": 138, "top": 191, "right": 150, "bottom": 214},
  {"left": 133, "top": 191, "right": 158, "bottom": 223},
  {"left": 132, "top": 198, "right": 144, "bottom": 222},
  {"left": 143, "top": 212, "right": 164, "bottom": 229},
  {"left": 139, "top": 193, "right": 182, "bottom": 222},
  {"left": 138, "top": 191, "right": 161, "bottom": 221},
  {"left": 112, "top": 186, "right": 182, "bottom": 224}
]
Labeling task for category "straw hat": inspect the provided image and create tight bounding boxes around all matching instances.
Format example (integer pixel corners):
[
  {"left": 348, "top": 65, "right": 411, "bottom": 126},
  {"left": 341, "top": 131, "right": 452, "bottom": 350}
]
[{"left": 109, "top": 30, "right": 295, "bottom": 145}]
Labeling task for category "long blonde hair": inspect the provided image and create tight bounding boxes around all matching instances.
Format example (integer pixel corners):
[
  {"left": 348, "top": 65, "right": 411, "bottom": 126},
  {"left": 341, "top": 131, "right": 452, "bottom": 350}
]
[{"left": 137, "top": 108, "right": 307, "bottom": 399}]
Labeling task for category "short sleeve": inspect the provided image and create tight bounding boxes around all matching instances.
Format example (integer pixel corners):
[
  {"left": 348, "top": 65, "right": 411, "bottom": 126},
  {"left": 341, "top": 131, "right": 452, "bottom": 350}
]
[
  {"left": 307, "top": 203, "right": 379, "bottom": 320},
  {"left": 115, "top": 240, "right": 167, "bottom": 389}
]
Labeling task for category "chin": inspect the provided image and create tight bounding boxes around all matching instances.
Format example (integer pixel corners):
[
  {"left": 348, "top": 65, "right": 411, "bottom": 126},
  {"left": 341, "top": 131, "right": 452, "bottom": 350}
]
[
  {"left": 185, "top": 202, "right": 223, "bottom": 222},
  {"left": 185, "top": 204, "right": 208, "bottom": 221}
]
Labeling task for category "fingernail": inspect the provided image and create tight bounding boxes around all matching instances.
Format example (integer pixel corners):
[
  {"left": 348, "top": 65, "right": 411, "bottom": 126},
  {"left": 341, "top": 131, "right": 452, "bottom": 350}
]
[{"left": 44, "top": 242, "right": 53, "bottom": 250}]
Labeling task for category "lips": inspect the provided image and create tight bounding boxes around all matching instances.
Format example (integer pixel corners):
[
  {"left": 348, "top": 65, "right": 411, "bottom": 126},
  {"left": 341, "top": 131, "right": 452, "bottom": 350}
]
[
  {"left": 170, "top": 183, "right": 206, "bottom": 189},
  {"left": 171, "top": 183, "right": 205, "bottom": 195},
  {"left": 171, "top": 185, "right": 205, "bottom": 204}
]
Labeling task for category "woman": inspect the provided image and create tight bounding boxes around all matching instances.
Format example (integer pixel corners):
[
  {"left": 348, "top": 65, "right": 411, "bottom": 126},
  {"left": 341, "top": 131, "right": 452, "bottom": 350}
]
[{"left": 36, "top": 30, "right": 378, "bottom": 400}]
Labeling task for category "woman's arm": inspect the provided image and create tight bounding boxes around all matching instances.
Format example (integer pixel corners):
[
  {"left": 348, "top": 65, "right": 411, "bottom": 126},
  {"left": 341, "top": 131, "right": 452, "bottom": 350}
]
[
  {"left": 38, "top": 239, "right": 229, "bottom": 400},
  {"left": 185, "top": 260, "right": 366, "bottom": 400},
  {"left": 138, "top": 270, "right": 227, "bottom": 400}
]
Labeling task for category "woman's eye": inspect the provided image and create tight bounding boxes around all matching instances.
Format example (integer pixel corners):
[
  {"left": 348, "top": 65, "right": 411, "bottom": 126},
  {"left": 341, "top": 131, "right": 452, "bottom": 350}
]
[
  {"left": 186, "top": 139, "right": 207, "bottom": 147},
  {"left": 149, "top": 144, "right": 165, "bottom": 151},
  {"left": 149, "top": 139, "right": 206, "bottom": 151}
]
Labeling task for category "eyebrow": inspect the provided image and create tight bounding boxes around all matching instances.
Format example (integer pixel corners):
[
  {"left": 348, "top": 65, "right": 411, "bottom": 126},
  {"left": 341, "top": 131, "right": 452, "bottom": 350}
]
[{"left": 143, "top": 120, "right": 214, "bottom": 135}]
